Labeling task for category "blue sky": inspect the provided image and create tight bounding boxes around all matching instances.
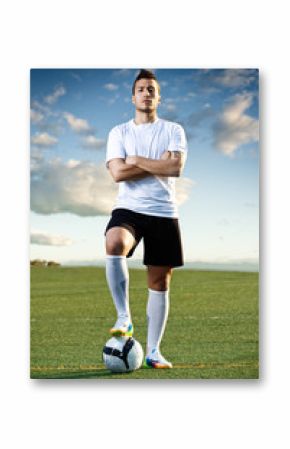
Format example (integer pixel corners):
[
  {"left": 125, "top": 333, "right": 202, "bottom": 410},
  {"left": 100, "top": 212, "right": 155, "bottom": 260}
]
[{"left": 30, "top": 68, "right": 259, "bottom": 266}]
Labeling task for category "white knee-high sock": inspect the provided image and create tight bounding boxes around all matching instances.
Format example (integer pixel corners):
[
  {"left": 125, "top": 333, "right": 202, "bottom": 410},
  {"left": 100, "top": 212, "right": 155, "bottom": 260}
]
[
  {"left": 146, "top": 289, "right": 169, "bottom": 355},
  {"left": 106, "top": 255, "right": 130, "bottom": 321}
]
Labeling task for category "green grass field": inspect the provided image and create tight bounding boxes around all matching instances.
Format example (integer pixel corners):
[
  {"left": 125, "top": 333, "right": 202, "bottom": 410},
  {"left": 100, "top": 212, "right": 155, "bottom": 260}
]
[{"left": 30, "top": 267, "right": 259, "bottom": 379}]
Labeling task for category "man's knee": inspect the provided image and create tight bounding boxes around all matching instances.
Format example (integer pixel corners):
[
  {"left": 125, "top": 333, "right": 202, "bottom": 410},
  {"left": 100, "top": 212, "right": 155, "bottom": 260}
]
[
  {"left": 106, "top": 238, "right": 128, "bottom": 256},
  {"left": 105, "top": 228, "right": 134, "bottom": 256},
  {"left": 150, "top": 279, "right": 169, "bottom": 291}
]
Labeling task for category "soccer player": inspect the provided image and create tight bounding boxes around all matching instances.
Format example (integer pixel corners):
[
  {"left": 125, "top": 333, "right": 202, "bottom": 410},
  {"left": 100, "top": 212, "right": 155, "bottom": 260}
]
[{"left": 105, "top": 69, "right": 188, "bottom": 368}]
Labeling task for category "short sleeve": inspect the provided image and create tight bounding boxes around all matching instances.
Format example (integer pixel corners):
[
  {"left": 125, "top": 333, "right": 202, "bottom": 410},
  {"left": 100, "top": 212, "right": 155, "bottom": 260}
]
[
  {"left": 106, "top": 126, "right": 126, "bottom": 167},
  {"left": 168, "top": 124, "right": 188, "bottom": 154}
]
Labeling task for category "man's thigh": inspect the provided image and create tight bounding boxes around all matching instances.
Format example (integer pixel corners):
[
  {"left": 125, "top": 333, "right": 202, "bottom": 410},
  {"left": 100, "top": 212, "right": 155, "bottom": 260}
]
[
  {"left": 143, "top": 217, "right": 184, "bottom": 267},
  {"left": 105, "top": 209, "right": 144, "bottom": 256}
]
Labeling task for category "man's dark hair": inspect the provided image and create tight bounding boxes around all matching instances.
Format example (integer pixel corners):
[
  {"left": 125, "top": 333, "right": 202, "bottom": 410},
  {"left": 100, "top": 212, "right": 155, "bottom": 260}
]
[{"left": 132, "top": 69, "right": 160, "bottom": 95}]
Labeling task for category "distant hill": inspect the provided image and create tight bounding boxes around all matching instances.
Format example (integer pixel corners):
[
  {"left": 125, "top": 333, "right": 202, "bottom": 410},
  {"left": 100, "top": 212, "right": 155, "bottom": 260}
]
[{"left": 61, "top": 259, "right": 259, "bottom": 272}]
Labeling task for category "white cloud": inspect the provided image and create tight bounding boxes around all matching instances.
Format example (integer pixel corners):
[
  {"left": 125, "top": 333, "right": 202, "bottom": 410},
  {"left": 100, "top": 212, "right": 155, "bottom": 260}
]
[
  {"left": 30, "top": 156, "right": 193, "bottom": 216},
  {"left": 175, "top": 177, "right": 195, "bottom": 205},
  {"left": 71, "top": 72, "right": 82, "bottom": 82},
  {"left": 213, "top": 93, "right": 259, "bottom": 156},
  {"left": 31, "top": 132, "right": 58, "bottom": 147},
  {"left": 44, "top": 85, "right": 66, "bottom": 105},
  {"left": 214, "top": 69, "right": 257, "bottom": 88},
  {"left": 31, "top": 158, "right": 117, "bottom": 216},
  {"left": 31, "top": 231, "right": 73, "bottom": 246},
  {"left": 81, "top": 135, "right": 106, "bottom": 150},
  {"left": 30, "top": 109, "right": 44, "bottom": 124},
  {"left": 30, "top": 147, "right": 44, "bottom": 171},
  {"left": 31, "top": 100, "right": 51, "bottom": 115},
  {"left": 160, "top": 98, "right": 177, "bottom": 112},
  {"left": 112, "top": 69, "right": 132, "bottom": 77},
  {"left": 123, "top": 82, "right": 132, "bottom": 91},
  {"left": 108, "top": 93, "right": 120, "bottom": 105},
  {"left": 64, "top": 112, "right": 92, "bottom": 134},
  {"left": 104, "top": 83, "right": 118, "bottom": 91},
  {"left": 164, "top": 103, "right": 176, "bottom": 112}
]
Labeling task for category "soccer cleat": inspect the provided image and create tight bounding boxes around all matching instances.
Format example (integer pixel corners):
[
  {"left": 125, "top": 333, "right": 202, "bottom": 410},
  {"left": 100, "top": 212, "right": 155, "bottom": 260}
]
[
  {"left": 110, "top": 318, "right": 134, "bottom": 337},
  {"left": 144, "top": 349, "right": 173, "bottom": 369}
]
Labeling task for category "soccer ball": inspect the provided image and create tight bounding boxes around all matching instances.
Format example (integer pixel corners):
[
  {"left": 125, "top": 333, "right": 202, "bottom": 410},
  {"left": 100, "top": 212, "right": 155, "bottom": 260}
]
[{"left": 102, "top": 336, "right": 144, "bottom": 373}]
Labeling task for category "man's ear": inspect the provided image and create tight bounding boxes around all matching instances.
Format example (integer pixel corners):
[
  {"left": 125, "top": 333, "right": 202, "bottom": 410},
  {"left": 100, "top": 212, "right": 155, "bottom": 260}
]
[{"left": 132, "top": 95, "right": 135, "bottom": 105}]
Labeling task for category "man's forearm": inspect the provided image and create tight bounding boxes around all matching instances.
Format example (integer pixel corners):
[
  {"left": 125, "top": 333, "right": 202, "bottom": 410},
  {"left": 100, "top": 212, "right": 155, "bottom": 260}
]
[
  {"left": 111, "top": 163, "right": 150, "bottom": 182},
  {"left": 131, "top": 155, "right": 181, "bottom": 177},
  {"left": 108, "top": 152, "right": 183, "bottom": 182}
]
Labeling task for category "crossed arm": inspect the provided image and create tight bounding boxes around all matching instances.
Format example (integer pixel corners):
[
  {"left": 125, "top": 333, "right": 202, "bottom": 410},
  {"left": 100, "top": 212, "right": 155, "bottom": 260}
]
[{"left": 108, "top": 151, "right": 185, "bottom": 183}]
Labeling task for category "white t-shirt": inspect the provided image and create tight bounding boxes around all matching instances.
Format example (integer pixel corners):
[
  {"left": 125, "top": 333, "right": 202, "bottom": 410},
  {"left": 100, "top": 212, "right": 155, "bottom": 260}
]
[{"left": 106, "top": 117, "right": 188, "bottom": 218}]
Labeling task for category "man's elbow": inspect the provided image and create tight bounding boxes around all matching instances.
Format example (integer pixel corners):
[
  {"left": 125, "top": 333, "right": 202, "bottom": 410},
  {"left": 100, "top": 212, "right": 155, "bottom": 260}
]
[
  {"left": 114, "top": 173, "right": 124, "bottom": 183},
  {"left": 110, "top": 169, "right": 123, "bottom": 183},
  {"left": 168, "top": 153, "right": 186, "bottom": 177},
  {"left": 170, "top": 168, "right": 181, "bottom": 177},
  {"left": 170, "top": 161, "right": 183, "bottom": 177}
]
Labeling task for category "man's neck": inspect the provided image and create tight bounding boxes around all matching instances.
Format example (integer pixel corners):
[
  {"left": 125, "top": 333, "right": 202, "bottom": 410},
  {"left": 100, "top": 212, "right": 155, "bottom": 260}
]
[{"left": 134, "top": 111, "right": 158, "bottom": 125}]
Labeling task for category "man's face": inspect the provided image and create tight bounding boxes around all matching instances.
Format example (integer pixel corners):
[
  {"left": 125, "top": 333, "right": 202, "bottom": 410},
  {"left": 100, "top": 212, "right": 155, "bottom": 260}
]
[{"left": 132, "top": 79, "right": 161, "bottom": 113}]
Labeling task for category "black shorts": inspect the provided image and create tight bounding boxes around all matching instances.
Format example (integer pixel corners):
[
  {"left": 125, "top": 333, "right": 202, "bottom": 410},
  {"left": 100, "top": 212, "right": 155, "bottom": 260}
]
[{"left": 105, "top": 208, "right": 184, "bottom": 267}]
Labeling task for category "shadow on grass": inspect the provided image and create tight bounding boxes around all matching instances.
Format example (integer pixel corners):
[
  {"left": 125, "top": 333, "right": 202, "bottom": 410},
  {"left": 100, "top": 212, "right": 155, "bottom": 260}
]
[{"left": 30, "top": 368, "right": 143, "bottom": 379}]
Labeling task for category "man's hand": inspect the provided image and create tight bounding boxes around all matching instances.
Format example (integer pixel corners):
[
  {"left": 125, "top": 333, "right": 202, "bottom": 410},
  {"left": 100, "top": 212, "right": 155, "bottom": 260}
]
[{"left": 160, "top": 150, "right": 171, "bottom": 160}]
